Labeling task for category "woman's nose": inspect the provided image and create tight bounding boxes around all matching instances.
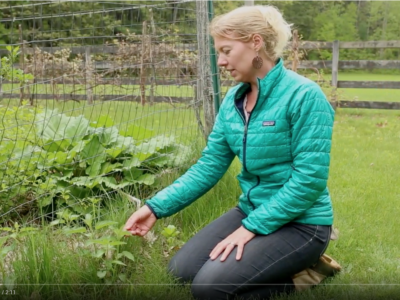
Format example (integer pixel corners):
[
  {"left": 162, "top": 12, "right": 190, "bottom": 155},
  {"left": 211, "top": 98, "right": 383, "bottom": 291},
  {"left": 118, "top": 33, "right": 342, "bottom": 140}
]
[{"left": 217, "top": 55, "right": 227, "bottom": 67}]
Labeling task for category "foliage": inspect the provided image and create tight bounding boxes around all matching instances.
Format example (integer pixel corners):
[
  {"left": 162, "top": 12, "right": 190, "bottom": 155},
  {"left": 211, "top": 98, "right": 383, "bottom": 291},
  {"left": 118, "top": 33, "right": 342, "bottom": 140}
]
[
  {"left": 0, "top": 108, "right": 191, "bottom": 221},
  {"left": 0, "top": 46, "right": 34, "bottom": 84}
]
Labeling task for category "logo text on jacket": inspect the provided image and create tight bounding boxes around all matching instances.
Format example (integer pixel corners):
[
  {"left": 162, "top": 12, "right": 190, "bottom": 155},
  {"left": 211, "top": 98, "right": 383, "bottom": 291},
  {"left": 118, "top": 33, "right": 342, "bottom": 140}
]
[{"left": 262, "top": 121, "right": 275, "bottom": 126}]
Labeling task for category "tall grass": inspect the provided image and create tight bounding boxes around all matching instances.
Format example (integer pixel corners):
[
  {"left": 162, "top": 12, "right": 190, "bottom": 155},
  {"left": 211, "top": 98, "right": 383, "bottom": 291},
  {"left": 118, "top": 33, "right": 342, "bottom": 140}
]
[{"left": 2, "top": 108, "right": 400, "bottom": 299}]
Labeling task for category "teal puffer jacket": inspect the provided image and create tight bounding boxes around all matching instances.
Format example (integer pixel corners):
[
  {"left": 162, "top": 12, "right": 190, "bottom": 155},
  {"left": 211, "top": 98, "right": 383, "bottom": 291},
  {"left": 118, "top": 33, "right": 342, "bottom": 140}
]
[{"left": 146, "top": 58, "right": 335, "bottom": 235}]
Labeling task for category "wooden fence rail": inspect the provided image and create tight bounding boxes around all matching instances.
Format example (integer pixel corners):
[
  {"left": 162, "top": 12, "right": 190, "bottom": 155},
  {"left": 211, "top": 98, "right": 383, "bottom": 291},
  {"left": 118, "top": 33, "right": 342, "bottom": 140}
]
[{"left": 1, "top": 40, "right": 400, "bottom": 55}]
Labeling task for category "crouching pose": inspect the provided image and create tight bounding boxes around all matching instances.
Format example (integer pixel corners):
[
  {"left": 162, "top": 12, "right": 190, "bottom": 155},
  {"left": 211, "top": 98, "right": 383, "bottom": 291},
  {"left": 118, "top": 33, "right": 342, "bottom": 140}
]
[{"left": 125, "top": 5, "right": 335, "bottom": 300}]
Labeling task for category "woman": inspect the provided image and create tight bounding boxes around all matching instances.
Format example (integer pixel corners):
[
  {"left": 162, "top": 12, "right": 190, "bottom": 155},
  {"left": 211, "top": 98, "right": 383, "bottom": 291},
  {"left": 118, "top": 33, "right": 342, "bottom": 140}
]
[{"left": 125, "top": 5, "right": 335, "bottom": 300}]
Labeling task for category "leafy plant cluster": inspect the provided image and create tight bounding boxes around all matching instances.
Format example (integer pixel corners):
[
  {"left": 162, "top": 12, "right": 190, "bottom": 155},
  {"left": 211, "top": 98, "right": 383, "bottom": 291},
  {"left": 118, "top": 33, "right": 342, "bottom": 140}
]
[{"left": 0, "top": 107, "right": 191, "bottom": 221}]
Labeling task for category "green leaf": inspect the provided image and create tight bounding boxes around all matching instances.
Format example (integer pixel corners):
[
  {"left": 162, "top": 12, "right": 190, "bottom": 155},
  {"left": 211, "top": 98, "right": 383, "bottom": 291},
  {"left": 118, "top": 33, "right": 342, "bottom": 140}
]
[
  {"left": 99, "top": 177, "right": 118, "bottom": 189},
  {"left": 138, "top": 135, "right": 175, "bottom": 154},
  {"left": 118, "top": 274, "right": 127, "bottom": 282},
  {"left": 93, "top": 249, "right": 106, "bottom": 258},
  {"left": 0, "top": 236, "right": 9, "bottom": 247},
  {"left": 86, "top": 157, "right": 103, "bottom": 177},
  {"left": 36, "top": 110, "right": 90, "bottom": 148},
  {"left": 100, "top": 162, "right": 123, "bottom": 175},
  {"left": 81, "top": 136, "right": 106, "bottom": 164},
  {"left": 114, "top": 136, "right": 136, "bottom": 153},
  {"left": 120, "top": 124, "right": 154, "bottom": 140},
  {"left": 95, "top": 221, "right": 118, "bottom": 230},
  {"left": 96, "top": 126, "right": 119, "bottom": 146},
  {"left": 122, "top": 158, "right": 141, "bottom": 169},
  {"left": 97, "top": 270, "right": 107, "bottom": 279},
  {"left": 120, "top": 251, "right": 135, "bottom": 262},
  {"left": 123, "top": 169, "right": 143, "bottom": 181},
  {"left": 91, "top": 115, "right": 114, "bottom": 128},
  {"left": 111, "top": 260, "right": 126, "bottom": 266},
  {"left": 135, "top": 174, "right": 155, "bottom": 186},
  {"left": 105, "top": 148, "right": 123, "bottom": 159}
]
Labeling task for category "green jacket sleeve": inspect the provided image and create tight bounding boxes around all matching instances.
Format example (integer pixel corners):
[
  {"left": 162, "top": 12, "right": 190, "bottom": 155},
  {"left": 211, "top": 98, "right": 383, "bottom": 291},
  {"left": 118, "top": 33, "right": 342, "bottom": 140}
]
[
  {"left": 145, "top": 106, "right": 235, "bottom": 218},
  {"left": 242, "top": 85, "right": 335, "bottom": 235}
]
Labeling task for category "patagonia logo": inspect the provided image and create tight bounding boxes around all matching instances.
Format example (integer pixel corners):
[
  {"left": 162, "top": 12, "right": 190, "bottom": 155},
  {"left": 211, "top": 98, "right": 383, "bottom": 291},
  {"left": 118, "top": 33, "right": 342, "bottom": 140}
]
[{"left": 262, "top": 121, "right": 275, "bottom": 126}]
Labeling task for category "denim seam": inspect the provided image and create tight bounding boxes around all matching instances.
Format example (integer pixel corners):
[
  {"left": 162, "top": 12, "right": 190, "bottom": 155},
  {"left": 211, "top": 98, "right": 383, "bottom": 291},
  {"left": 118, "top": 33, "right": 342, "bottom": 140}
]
[
  {"left": 234, "top": 225, "right": 319, "bottom": 293},
  {"left": 318, "top": 225, "right": 331, "bottom": 257}
]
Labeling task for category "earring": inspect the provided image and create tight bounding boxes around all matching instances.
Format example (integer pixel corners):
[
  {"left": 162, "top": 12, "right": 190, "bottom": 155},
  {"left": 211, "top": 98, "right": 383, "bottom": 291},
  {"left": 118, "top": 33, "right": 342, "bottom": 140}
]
[{"left": 252, "top": 51, "right": 263, "bottom": 69}]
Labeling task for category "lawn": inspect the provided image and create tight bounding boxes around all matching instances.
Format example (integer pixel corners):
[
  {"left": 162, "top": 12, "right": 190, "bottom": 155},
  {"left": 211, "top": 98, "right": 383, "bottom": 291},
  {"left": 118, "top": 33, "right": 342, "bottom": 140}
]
[
  {"left": 1, "top": 107, "right": 400, "bottom": 299},
  {"left": 1, "top": 70, "right": 400, "bottom": 299}
]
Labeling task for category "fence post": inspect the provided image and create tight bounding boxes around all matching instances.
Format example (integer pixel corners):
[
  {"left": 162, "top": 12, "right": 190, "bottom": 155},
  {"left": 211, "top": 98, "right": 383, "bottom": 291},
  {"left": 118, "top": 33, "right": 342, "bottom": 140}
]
[
  {"left": 196, "top": 0, "right": 214, "bottom": 139},
  {"left": 207, "top": 0, "right": 221, "bottom": 116},
  {"left": 331, "top": 40, "right": 339, "bottom": 109},
  {"left": 85, "top": 47, "right": 93, "bottom": 105}
]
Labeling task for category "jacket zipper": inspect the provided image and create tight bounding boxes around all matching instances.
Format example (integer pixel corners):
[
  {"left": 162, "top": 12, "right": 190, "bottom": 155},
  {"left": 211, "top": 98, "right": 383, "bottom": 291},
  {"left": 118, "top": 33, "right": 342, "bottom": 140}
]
[{"left": 234, "top": 80, "right": 262, "bottom": 211}]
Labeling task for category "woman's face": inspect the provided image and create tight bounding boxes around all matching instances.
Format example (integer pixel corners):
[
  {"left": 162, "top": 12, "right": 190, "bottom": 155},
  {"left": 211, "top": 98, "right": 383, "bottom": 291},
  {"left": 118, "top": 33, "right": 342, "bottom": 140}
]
[{"left": 214, "top": 35, "right": 256, "bottom": 83}]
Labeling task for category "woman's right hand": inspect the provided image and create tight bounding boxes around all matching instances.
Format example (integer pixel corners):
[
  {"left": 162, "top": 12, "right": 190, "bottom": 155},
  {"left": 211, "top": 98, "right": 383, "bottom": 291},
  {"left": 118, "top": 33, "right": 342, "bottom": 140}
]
[{"left": 124, "top": 205, "right": 157, "bottom": 237}]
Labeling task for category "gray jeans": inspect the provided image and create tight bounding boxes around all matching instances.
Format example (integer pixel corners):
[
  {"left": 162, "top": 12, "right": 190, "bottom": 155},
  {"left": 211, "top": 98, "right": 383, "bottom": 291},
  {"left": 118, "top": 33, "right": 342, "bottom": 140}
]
[{"left": 168, "top": 207, "right": 331, "bottom": 300}]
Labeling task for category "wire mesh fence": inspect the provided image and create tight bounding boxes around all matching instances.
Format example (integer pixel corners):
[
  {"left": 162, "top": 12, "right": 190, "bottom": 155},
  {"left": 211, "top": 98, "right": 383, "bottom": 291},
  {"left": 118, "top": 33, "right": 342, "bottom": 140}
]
[{"left": 0, "top": 0, "right": 217, "bottom": 225}]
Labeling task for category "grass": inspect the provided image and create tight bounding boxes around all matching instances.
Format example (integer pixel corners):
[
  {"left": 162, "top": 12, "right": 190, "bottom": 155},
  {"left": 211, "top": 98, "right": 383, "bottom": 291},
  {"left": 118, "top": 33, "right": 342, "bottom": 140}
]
[
  {"left": 1, "top": 108, "right": 400, "bottom": 299},
  {"left": 1, "top": 71, "right": 400, "bottom": 299}
]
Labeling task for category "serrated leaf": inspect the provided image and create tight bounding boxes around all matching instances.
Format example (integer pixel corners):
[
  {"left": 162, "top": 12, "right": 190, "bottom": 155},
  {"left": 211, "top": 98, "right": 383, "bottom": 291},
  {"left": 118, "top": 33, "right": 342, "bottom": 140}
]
[
  {"left": 97, "top": 270, "right": 107, "bottom": 279},
  {"left": 95, "top": 221, "right": 118, "bottom": 230},
  {"left": 137, "top": 135, "right": 175, "bottom": 154},
  {"left": 71, "top": 176, "right": 100, "bottom": 189},
  {"left": 99, "top": 177, "right": 118, "bottom": 189}
]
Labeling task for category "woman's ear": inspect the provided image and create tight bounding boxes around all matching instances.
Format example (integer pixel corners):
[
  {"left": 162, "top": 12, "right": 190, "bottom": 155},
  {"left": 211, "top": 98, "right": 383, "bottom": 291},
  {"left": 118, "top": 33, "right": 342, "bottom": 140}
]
[{"left": 252, "top": 34, "right": 263, "bottom": 51}]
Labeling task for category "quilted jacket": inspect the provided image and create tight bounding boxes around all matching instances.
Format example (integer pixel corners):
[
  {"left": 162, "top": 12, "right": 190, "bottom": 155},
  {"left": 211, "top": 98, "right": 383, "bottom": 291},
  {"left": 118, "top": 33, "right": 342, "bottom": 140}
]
[{"left": 146, "top": 58, "right": 335, "bottom": 235}]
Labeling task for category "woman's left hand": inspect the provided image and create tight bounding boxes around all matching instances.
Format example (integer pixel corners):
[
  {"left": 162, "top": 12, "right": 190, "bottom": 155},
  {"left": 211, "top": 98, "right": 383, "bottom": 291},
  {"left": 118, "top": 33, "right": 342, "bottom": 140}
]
[{"left": 209, "top": 226, "right": 256, "bottom": 262}]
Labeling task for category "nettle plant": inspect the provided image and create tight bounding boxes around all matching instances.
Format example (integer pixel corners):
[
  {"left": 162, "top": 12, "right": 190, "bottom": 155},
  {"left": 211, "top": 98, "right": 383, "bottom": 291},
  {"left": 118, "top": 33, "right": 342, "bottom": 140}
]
[{"left": 0, "top": 109, "right": 191, "bottom": 218}]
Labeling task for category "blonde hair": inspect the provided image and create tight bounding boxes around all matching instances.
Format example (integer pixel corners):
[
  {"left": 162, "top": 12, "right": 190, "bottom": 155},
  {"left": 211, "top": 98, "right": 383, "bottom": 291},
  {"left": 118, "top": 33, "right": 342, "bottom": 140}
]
[{"left": 210, "top": 5, "right": 292, "bottom": 60}]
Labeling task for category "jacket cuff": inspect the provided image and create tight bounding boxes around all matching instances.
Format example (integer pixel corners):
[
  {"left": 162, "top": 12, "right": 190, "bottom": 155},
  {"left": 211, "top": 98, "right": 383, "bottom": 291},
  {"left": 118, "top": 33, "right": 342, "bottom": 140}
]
[{"left": 145, "top": 202, "right": 160, "bottom": 219}]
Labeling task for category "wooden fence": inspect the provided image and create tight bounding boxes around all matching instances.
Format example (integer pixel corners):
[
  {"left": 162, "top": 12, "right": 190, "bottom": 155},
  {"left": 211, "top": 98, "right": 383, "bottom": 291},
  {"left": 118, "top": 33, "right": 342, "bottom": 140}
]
[{"left": 1, "top": 40, "right": 399, "bottom": 109}]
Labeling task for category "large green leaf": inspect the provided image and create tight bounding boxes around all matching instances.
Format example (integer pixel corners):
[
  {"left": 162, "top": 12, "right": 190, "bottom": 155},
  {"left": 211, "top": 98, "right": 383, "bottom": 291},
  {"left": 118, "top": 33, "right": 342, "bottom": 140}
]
[
  {"left": 81, "top": 136, "right": 106, "bottom": 165},
  {"left": 137, "top": 135, "right": 175, "bottom": 154},
  {"left": 85, "top": 157, "right": 103, "bottom": 177},
  {"left": 135, "top": 174, "right": 155, "bottom": 186},
  {"left": 100, "top": 162, "right": 123, "bottom": 175},
  {"left": 36, "top": 110, "right": 90, "bottom": 149},
  {"left": 95, "top": 126, "right": 119, "bottom": 146}
]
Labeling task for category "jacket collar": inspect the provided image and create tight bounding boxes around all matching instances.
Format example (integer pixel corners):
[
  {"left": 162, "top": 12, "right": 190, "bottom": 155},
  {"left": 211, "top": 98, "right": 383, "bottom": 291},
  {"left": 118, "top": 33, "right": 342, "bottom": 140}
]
[{"left": 233, "top": 58, "right": 286, "bottom": 103}]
